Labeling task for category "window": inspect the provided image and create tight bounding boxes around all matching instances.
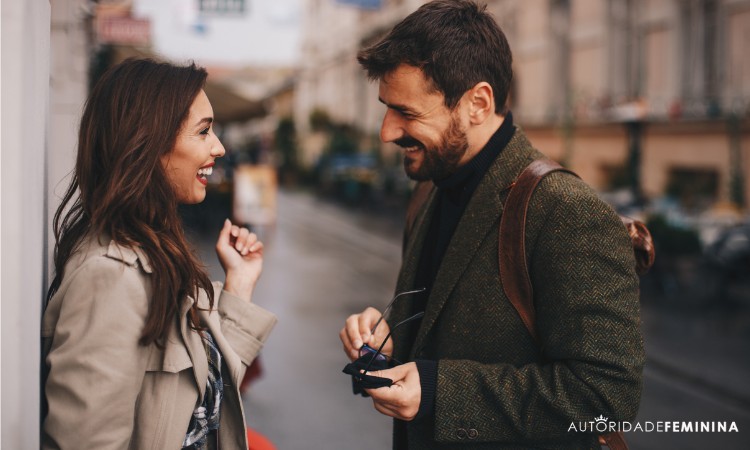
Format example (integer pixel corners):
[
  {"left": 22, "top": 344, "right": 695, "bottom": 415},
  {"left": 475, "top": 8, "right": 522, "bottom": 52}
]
[
  {"left": 198, "top": 0, "right": 245, "bottom": 15},
  {"left": 666, "top": 167, "right": 719, "bottom": 211},
  {"left": 679, "top": 0, "right": 720, "bottom": 116},
  {"left": 608, "top": 0, "right": 635, "bottom": 101}
]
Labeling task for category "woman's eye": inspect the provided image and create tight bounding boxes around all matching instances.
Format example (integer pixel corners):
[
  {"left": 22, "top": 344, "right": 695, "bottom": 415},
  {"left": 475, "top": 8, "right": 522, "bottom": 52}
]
[{"left": 199, "top": 127, "right": 210, "bottom": 136}]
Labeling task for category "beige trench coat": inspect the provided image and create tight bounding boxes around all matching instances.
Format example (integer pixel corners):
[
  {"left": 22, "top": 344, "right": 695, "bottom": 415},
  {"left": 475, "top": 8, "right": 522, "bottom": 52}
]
[{"left": 41, "top": 235, "right": 277, "bottom": 450}]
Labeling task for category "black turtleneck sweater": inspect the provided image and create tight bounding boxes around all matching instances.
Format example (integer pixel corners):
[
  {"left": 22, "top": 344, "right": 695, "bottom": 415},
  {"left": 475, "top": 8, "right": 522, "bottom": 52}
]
[{"left": 412, "top": 112, "right": 515, "bottom": 420}]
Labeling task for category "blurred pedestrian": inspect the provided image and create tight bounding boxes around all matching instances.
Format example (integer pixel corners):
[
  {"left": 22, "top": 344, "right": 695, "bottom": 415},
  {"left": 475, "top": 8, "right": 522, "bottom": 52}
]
[
  {"left": 42, "top": 58, "right": 277, "bottom": 450},
  {"left": 340, "top": 1, "right": 644, "bottom": 448}
]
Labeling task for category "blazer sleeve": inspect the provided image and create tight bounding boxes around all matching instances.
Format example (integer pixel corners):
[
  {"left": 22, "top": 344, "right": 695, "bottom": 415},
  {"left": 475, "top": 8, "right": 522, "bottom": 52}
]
[
  {"left": 433, "top": 183, "right": 644, "bottom": 444},
  {"left": 43, "top": 258, "right": 152, "bottom": 450}
]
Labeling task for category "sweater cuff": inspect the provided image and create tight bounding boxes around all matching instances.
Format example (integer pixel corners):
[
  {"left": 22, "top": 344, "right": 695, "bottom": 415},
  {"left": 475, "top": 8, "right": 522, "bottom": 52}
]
[{"left": 415, "top": 359, "right": 438, "bottom": 420}]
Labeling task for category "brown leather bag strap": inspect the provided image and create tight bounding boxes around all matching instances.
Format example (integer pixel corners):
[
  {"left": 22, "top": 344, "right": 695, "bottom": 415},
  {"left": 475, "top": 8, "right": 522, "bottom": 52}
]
[
  {"left": 499, "top": 159, "right": 629, "bottom": 450},
  {"left": 601, "top": 431, "right": 629, "bottom": 450},
  {"left": 499, "top": 159, "right": 578, "bottom": 343}
]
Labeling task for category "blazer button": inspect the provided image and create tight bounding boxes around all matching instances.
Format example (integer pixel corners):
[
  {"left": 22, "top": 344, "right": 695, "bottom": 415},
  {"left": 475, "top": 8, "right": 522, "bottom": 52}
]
[
  {"left": 468, "top": 428, "right": 479, "bottom": 440},
  {"left": 456, "top": 428, "right": 468, "bottom": 439}
]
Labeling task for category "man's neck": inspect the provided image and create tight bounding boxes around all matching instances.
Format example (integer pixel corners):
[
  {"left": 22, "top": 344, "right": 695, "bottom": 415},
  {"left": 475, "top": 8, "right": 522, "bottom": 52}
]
[{"left": 460, "top": 113, "right": 506, "bottom": 165}]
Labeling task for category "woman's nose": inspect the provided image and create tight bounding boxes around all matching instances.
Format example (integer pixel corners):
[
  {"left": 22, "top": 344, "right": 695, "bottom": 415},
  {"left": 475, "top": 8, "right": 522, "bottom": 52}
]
[{"left": 211, "top": 137, "right": 226, "bottom": 158}]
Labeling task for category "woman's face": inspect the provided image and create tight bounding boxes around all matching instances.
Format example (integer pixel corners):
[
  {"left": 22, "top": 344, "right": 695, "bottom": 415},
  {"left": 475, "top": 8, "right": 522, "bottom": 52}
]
[{"left": 162, "top": 89, "right": 225, "bottom": 204}]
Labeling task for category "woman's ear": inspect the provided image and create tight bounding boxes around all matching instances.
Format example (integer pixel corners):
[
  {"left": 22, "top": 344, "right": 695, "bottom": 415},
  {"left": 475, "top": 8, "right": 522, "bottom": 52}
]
[{"left": 467, "top": 82, "right": 495, "bottom": 125}]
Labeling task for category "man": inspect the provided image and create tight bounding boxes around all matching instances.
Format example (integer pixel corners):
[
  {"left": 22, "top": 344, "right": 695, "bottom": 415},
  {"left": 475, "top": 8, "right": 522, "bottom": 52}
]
[{"left": 339, "top": 1, "right": 644, "bottom": 449}]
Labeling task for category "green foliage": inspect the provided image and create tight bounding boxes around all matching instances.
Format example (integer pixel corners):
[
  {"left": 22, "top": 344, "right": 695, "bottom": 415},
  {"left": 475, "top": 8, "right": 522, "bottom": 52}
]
[
  {"left": 326, "top": 124, "right": 359, "bottom": 155},
  {"left": 88, "top": 45, "right": 114, "bottom": 92},
  {"left": 275, "top": 116, "right": 297, "bottom": 169},
  {"left": 309, "top": 108, "right": 333, "bottom": 132}
]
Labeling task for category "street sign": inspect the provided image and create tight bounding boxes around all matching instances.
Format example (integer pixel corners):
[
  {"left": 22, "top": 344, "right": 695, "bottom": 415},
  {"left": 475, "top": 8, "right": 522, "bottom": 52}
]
[{"left": 96, "top": 16, "right": 151, "bottom": 46}]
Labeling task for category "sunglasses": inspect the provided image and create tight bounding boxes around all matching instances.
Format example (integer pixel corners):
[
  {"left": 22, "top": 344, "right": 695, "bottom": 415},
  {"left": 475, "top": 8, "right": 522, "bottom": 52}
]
[{"left": 342, "top": 288, "right": 426, "bottom": 396}]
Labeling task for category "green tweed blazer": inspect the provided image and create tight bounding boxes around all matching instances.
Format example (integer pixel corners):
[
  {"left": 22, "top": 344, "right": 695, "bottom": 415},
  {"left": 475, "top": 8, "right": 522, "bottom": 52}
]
[{"left": 388, "top": 127, "right": 644, "bottom": 449}]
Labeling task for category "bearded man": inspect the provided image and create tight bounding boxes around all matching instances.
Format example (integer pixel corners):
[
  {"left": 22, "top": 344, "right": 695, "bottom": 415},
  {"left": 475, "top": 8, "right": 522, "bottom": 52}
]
[{"left": 339, "top": 1, "right": 644, "bottom": 449}]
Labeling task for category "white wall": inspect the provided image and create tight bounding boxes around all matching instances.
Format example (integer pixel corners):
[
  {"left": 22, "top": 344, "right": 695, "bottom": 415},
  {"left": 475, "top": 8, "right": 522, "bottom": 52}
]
[
  {"left": 133, "top": 0, "right": 301, "bottom": 67},
  {"left": 1, "top": 1, "right": 51, "bottom": 448},
  {"left": 48, "top": 0, "right": 90, "bottom": 275}
]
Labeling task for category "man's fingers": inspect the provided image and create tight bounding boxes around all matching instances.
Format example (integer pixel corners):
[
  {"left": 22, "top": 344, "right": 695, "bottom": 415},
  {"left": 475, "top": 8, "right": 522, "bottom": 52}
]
[
  {"left": 372, "top": 400, "right": 401, "bottom": 419},
  {"left": 359, "top": 314, "right": 375, "bottom": 344},
  {"left": 344, "top": 314, "right": 364, "bottom": 350},
  {"left": 339, "top": 326, "right": 358, "bottom": 360}
]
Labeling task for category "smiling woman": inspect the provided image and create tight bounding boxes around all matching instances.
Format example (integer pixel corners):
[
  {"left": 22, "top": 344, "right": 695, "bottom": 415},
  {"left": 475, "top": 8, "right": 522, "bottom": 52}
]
[
  {"left": 42, "top": 58, "right": 276, "bottom": 450},
  {"left": 163, "top": 90, "right": 226, "bottom": 204}
]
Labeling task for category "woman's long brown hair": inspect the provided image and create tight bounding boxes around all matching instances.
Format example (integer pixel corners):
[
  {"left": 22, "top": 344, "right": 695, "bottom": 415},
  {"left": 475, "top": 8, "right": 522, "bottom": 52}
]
[{"left": 47, "top": 58, "right": 214, "bottom": 346}]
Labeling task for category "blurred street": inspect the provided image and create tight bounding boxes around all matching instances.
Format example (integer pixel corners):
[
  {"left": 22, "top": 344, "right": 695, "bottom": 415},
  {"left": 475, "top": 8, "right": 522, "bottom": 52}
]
[{"left": 184, "top": 189, "right": 750, "bottom": 450}]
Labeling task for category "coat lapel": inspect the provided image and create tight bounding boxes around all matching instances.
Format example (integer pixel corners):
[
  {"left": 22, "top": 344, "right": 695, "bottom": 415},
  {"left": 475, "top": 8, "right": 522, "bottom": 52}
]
[
  {"left": 408, "top": 127, "right": 543, "bottom": 357},
  {"left": 391, "top": 186, "right": 437, "bottom": 361},
  {"left": 396, "top": 186, "right": 437, "bottom": 293},
  {"left": 179, "top": 298, "right": 208, "bottom": 402},
  {"left": 409, "top": 173, "right": 505, "bottom": 357}
]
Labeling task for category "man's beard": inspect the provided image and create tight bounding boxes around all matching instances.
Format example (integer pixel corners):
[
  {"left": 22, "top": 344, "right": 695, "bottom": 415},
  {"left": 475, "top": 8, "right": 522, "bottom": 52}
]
[{"left": 396, "top": 115, "right": 469, "bottom": 182}]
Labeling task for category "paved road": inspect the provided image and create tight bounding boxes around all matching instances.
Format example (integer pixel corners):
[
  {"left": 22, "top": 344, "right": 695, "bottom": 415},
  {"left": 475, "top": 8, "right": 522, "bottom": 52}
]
[
  {"left": 186, "top": 188, "right": 749, "bottom": 449},
  {"left": 240, "top": 190, "right": 399, "bottom": 450}
]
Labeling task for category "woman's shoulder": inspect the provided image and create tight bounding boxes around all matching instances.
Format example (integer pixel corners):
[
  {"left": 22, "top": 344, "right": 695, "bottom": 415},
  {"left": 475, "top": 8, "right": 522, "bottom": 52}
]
[
  {"left": 43, "top": 235, "right": 154, "bottom": 337},
  {"left": 66, "top": 234, "right": 153, "bottom": 276}
]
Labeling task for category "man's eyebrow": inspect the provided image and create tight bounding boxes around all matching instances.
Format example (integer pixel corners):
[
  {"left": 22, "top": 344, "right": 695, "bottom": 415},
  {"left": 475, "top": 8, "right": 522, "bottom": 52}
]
[{"left": 378, "top": 97, "right": 417, "bottom": 115}]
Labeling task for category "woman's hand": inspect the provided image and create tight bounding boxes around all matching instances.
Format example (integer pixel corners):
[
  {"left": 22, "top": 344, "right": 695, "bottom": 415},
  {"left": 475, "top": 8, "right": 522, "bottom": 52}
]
[{"left": 216, "top": 219, "right": 263, "bottom": 301}]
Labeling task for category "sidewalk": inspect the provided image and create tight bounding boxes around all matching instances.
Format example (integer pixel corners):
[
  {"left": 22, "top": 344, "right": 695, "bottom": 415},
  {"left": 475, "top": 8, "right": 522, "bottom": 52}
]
[{"left": 640, "top": 298, "right": 750, "bottom": 411}]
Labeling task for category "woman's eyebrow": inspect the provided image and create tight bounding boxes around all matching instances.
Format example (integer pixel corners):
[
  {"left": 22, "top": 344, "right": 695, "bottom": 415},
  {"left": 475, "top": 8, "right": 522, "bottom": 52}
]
[{"left": 194, "top": 117, "right": 213, "bottom": 127}]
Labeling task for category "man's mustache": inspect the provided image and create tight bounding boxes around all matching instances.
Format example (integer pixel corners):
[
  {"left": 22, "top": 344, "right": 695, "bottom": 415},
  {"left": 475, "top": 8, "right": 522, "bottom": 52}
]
[{"left": 394, "top": 136, "right": 423, "bottom": 149}]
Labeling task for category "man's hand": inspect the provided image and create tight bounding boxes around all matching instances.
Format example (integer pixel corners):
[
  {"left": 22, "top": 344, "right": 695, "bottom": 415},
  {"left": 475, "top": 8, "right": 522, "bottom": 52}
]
[
  {"left": 340, "top": 307, "right": 391, "bottom": 360},
  {"left": 364, "top": 362, "right": 421, "bottom": 421}
]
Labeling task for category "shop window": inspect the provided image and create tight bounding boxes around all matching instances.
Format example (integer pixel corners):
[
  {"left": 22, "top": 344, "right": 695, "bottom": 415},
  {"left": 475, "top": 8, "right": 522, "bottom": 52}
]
[
  {"left": 666, "top": 167, "right": 719, "bottom": 211},
  {"left": 198, "top": 0, "right": 245, "bottom": 15}
]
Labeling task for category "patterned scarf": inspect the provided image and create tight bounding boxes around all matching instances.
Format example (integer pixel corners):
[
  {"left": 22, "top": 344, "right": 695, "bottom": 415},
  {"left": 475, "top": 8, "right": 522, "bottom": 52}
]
[{"left": 183, "top": 331, "right": 223, "bottom": 449}]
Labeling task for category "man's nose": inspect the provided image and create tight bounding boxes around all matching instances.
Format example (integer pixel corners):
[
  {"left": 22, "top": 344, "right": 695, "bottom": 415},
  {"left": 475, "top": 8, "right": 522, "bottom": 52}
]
[{"left": 380, "top": 109, "right": 404, "bottom": 143}]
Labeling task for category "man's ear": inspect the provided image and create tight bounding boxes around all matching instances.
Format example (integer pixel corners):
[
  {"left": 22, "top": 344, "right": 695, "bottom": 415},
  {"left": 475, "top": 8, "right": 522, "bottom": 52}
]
[{"left": 467, "top": 82, "right": 495, "bottom": 125}]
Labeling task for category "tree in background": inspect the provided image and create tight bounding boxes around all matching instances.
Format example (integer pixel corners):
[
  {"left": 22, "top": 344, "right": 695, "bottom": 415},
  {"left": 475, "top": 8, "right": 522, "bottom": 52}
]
[{"left": 275, "top": 116, "right": 298, "bottom": 185}]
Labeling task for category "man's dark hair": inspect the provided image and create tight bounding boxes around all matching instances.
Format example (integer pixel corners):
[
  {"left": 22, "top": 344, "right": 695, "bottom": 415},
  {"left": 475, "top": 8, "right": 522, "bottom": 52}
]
[{"left": 358, "top": 0, "right": 512, "bottom": 113}]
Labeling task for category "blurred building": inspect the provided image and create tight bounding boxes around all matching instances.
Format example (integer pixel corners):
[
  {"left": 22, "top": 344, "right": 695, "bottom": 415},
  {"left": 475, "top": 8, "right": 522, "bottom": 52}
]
[
  {"left": 294, "top": 0, "right": 750, "bottom": 212},
  {"left": 2, "top": 1, "right": 287, "bottom": 445},
  {"left": 3, "top": 1, "right": 93, "bottom": 446}
]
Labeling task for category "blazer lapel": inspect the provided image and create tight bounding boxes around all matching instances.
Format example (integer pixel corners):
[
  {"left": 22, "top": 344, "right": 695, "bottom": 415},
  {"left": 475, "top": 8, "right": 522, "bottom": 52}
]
[
  {"left": 396, "top": 185, "right": 437, "bottom": 293},
  {"left": 390, "top": 186, "right": 437, "bottom": 361},
  {"left": 409, "top": 126, "right": 541, "bottom": 357},
  {"left": 409, "top": 174, "right": 505, "bottom": 357}
]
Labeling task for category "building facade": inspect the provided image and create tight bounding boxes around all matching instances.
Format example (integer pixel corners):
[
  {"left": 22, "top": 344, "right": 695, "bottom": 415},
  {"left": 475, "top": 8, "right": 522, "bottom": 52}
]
[
  {"left": 2, "top": 0, "right": 91, "bottom": 447},
  {"left": 294, "top": 0, "right": 750, "bottom": 211}
]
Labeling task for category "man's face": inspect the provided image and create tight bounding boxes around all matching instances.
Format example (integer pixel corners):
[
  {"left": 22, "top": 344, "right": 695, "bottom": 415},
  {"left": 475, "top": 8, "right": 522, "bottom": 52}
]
[{"left": 378, "top": 65, "right": 469, "bottom": 181}]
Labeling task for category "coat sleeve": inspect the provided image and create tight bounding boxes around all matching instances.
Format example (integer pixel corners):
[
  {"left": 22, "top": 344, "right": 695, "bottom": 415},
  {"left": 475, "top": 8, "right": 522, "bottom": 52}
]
[
  {"left": 42, "top": 258, "right": 152, "bottom": 450},
  {"left": 209, "top": 283, "right": 277, "bottom": 372},
  {"left": 432, "top": 181, "right": 645, "bottom": 444}
]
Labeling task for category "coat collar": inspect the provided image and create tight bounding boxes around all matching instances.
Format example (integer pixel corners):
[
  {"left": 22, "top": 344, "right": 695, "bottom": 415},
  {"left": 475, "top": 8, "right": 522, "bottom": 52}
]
[
  {"left": 104, "top": 239, "right": 153, "bottom": 273},
  {"left": 397, "top": 126, "right": 546, "bottom": 358},
  {"left": 105, "top": 235, "right": 208, "bottom": 401},
  {"left": 178, "top": 290, "right": 212, "bottom": 402}
]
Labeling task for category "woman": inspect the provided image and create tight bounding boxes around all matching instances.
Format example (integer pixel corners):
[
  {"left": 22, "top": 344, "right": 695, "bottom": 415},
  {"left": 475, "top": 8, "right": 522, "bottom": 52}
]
[{"left": 42, "top": 58, "right": 277, "bottom": 450}]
